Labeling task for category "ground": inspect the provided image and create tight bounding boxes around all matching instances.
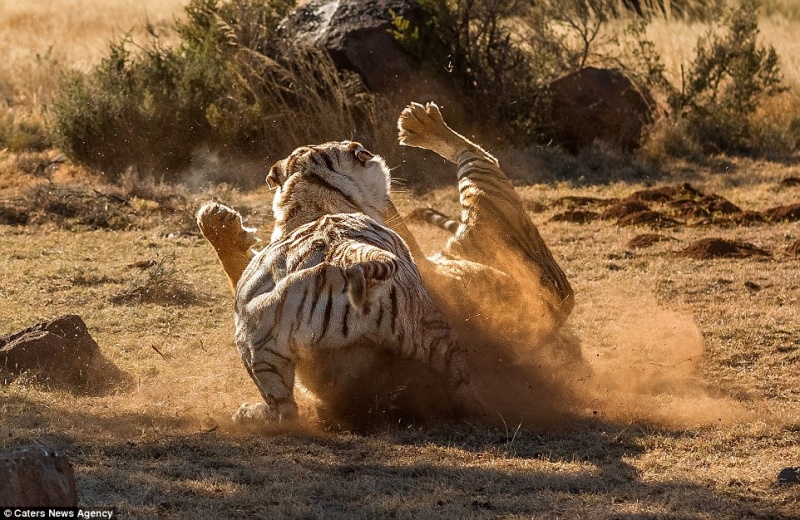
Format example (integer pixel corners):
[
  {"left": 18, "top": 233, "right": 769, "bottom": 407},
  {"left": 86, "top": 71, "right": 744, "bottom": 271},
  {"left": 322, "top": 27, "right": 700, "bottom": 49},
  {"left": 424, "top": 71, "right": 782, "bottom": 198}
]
[{"left": 1, "top": 151, "right": 798, "bottom": 518}]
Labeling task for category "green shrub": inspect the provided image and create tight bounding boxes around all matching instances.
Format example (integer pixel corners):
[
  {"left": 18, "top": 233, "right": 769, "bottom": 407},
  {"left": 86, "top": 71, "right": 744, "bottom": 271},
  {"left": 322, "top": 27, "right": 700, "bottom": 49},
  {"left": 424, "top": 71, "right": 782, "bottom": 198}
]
[{"left": 52, "top": 0, "right": 389, "bottom": 183}]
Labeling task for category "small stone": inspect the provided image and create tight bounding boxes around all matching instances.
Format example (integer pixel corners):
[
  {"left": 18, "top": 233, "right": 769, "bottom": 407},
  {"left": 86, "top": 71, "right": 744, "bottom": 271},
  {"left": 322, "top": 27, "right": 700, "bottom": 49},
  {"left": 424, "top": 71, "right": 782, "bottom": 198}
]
[{"left": 777, "top": 466, "right": 800, "bottom": 485}]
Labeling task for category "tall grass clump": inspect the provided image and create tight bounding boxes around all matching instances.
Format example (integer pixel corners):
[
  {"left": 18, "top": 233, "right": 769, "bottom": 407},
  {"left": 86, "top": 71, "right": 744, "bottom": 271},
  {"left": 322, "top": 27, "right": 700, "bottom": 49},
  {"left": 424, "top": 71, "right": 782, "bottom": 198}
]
[{"left": 52, "top": 0, "right": 390, "bottom": 182}]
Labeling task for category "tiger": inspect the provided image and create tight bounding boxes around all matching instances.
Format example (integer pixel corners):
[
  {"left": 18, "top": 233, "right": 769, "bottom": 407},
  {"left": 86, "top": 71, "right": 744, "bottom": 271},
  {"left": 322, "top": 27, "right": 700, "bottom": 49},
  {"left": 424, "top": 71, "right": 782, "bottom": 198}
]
[
  {"left": 197, "top": 140, "right": 485, "bottom": 426},
  {"left": 197, "top": 102, "right": 576, "bottom": 427}
]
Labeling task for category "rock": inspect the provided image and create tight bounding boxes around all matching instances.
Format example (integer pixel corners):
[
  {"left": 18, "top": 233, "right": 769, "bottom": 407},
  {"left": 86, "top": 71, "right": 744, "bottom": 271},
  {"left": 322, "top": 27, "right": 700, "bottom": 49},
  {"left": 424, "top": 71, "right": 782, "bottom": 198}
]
[
  {"left": 540, "top": 67, "right": 653, "bottom": 153},
  {"left": 0, "top": 315, "right": 100, "bottom": 387},
  {"left": 778, "top": 466, "right": 800, "bottom": 485},
  {"left": 279, "top": 0, "right": 419, "bottom": 92},
  {"left": 280, "top": 0, "right": 443, "bottom": 99},
  {"left": 0, "top": 445, "right": 77, "bottom": 506}
]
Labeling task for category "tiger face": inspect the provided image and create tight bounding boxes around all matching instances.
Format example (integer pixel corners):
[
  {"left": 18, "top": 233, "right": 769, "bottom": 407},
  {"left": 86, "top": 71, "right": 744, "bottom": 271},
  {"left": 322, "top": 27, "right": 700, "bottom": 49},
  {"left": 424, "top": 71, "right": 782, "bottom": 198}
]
[{"left": 267, "top": 141, "right": 391, "bottom": 242}]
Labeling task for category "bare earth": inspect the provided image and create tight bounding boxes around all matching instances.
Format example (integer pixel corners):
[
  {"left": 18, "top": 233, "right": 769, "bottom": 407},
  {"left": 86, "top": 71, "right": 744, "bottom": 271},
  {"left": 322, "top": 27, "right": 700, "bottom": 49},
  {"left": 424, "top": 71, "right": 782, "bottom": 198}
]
[{"left": 1, "top": 150, "right": 798, "bottom": 518}]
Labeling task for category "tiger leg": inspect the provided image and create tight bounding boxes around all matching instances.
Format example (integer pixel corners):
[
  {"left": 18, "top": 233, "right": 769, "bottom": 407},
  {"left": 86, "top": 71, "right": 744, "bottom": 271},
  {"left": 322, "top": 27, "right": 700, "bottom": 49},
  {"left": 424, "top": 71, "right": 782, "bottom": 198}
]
[
  {"left": 196, "top": 201, "right": 260, "bottom": 293},
  {"left": 393, "top": 300, "right": 485, "bottom": 417},
  {"left": 234, "top": 264, "right": 349, "bottom": 424},
  {"left": 398, "top": 102, "right": 574, "bottom": 324}
]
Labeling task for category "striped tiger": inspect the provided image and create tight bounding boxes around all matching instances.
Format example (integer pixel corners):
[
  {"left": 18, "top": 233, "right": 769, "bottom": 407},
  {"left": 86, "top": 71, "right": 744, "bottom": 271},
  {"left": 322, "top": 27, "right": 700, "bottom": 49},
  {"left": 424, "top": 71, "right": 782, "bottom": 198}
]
[
  {"left": 198, "top": 141, "right": 483, "bottom": 425},
  {"left": 198, "top": 102, "right": 575, "bottom": 426},
  {"left": 394, "top": 102, "right": 574, "bottom": 330},
  {"left": 408, "top": 207, "right": 460, "bottom": 234}
]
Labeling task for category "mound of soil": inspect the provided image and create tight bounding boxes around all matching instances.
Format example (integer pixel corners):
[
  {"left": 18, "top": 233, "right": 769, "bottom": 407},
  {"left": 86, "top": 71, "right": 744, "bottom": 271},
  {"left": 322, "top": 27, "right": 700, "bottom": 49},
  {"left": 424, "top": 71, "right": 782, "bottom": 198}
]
[
  {"left": 551, "top": 195, "right": 617, "bottom": 208},
  {"left": 678, "top": 238, "right": 771, "bottom": 259},
  {"left": 779, "top": 177, "right": 800, "bottom": 188},
  {"left": 762, "top": 203, "right": 800, "bottom": 222},
  {"left": 788, "top": 240, "right": 800, "bottom": 256},
  {"left": 670, "top": 195, "right": 741, "bottom": 219},
  {"left": 618, "top": 211, "right": 682, "bottom": 228},
  {"left": 627, "top": 183, "right": 704, "bottom": 203},
  {"left": 602, "top": 200, "right": 651, "bottom": 219},
  {"left": 524, "top": 200, "right": 548, "bottom": 213},
  {"left": 0, "top": 201, "right": 29, "bottom": 225},
  {"left": 627, "top": 233, "right": 675, "bottom": 249},
  {"left": 549, "top": 210, "right": 600, "bottom": 223}
]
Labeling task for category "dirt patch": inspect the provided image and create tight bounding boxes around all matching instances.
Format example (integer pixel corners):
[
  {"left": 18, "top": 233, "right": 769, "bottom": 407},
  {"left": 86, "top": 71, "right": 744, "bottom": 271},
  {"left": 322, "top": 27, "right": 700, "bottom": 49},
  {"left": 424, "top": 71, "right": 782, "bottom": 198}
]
[
  {"left": 601, "top": 200, "right": 651, "bottom": 219},
  {"left": 627, "top": 233, "right": 675, "bottom": 248},
  {"left": 618, "top": 210, "right": 682, "bottom": 228},
  {"left": 762, "top": 203, "right": 800, "bottom": 222},
  {"left": 551, "top": 195, "right": 617, "bottom": 208},
  {"left": 677, "top": 238, "right": 771, "bottom": 259},
  {"left": 779, "top": 177, "right": 800, "bottom": 188},
  {"left": 670, "top": 195, "right": 741, "bottom": 219},
  {"left": 627, "top": 183, "right": 703, "bottom": 203},
  {"left": 549, "top": 210, "right": 600, "bottom": 223},
  {"left": 0, "top": 201, "right": 30, "bottom": 225}
]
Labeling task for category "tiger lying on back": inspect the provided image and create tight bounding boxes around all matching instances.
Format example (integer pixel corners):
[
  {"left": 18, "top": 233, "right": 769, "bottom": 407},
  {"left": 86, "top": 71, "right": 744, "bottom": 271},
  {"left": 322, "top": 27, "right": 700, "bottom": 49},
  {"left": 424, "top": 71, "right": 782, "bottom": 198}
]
[
  {"left": 198, "top": 141, "right": 483, "bottom": 424},
  {"left": 198, "top": 102, "right": 575, "bottom": 426}
]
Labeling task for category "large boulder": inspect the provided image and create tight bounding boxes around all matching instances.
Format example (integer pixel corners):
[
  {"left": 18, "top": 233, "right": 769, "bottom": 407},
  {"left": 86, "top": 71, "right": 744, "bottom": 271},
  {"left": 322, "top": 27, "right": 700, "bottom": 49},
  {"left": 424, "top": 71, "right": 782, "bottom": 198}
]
[
  {"left": 0, "top": 445, "right": 78, "bottom": 506},
  {"left": 279, "top": 0, "right": 420, "bottom": 93},
  {"left": 278, "top": 0, "right": 462, "bottom": 114},
  {"left": 540, "top": 67, "right": 653, "bottom": 154},
  {"left": 1, "top": 315, "right": 103, "bottom": 389}
]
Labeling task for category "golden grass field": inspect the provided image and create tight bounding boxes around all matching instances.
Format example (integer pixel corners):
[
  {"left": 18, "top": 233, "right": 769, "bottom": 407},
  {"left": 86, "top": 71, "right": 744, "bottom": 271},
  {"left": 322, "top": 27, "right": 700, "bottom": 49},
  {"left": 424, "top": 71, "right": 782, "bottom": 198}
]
[{"left": 1, "top": 1, "right": 799, "bottom": 518}]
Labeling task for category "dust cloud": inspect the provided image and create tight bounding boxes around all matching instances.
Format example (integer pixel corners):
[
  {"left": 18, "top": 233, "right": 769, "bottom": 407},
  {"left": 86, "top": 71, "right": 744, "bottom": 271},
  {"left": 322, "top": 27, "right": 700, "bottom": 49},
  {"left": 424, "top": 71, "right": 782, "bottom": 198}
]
[
  {"left": 445, "top": 276, "right": 751, "bottom": 432},
  {"left": 288, "top": 266, "right": 749, "bottom": 433}
]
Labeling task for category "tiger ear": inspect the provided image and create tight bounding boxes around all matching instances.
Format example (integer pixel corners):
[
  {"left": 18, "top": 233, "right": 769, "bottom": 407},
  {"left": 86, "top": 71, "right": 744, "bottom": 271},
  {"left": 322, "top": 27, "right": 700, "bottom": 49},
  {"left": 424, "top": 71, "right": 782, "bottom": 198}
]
[{"left": 266, "top": 161, "right": 284, "bottom": 191}]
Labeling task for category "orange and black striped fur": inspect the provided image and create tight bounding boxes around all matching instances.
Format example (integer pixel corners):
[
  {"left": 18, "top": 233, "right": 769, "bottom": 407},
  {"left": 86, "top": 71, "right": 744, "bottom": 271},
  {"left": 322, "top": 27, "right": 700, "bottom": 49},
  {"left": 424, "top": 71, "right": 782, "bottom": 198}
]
[{"left": 198, "top": 141, "right": 482, "bottom": 425}]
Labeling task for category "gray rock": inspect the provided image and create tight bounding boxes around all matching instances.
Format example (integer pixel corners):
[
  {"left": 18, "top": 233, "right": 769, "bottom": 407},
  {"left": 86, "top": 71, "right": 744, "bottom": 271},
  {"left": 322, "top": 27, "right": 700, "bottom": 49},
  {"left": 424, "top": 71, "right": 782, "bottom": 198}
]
[
  {"left": 0, "top": 445, "right": 77, "bottom": 506},
  {"left": 778, "top": 466, "right": 800, "bottom": 485},
  {"left": 279, "top": 0, "right": 420, "bottom": 92}
]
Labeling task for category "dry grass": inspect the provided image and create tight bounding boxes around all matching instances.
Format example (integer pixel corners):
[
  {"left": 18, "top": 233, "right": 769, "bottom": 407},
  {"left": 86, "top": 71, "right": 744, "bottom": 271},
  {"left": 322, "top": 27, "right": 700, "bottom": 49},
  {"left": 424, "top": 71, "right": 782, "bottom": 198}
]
[
  {"left": 2, "top": 151, "right": 799, "bottom": 517},
  {"left": 0, "top": 1, "right": 799, "bottom": 518}
]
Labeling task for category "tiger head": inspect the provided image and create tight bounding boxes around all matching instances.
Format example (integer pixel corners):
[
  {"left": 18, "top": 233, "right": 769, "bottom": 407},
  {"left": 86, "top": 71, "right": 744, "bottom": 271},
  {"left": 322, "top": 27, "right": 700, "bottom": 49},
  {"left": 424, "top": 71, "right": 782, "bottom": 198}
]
[{"left": 267, "top": 141, "right": 391, "bottom": 241}]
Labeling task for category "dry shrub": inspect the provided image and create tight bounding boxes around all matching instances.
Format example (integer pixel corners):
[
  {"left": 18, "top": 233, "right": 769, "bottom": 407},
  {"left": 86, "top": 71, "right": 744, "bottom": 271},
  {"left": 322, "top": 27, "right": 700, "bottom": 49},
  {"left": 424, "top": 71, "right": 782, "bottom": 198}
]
[
  {"left": 25, "top": 184, "right": 133, "bottom": 230},
  {"left": 111, "top": 256, "right": 198, "bottom": 306},
  {"left": 51, "top": 0, "right": 393, "bottom": 184}
]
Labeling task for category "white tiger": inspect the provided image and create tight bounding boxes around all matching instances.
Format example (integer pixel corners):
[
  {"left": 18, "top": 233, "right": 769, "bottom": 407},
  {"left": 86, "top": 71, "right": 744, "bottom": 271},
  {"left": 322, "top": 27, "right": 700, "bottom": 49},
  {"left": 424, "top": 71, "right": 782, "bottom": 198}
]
[
  {"left": 198, "top": 140, "right": 484, "bottom": 426},
  {"left": 198, "top": 102, "right": 575, "bottom": 427}
]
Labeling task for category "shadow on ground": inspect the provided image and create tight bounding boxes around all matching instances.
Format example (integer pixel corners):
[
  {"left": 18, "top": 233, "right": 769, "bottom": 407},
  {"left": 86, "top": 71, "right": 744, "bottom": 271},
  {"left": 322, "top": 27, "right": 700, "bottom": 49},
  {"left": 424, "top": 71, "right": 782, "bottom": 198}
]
[{"left": 1, "top": 395, "right": 789, "bottom": 519}]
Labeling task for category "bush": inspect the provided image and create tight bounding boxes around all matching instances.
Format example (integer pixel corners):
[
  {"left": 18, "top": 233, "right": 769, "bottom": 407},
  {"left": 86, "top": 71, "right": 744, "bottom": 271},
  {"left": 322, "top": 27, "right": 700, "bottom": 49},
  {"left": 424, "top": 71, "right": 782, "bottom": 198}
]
[
  {"left": 52, "top": 0, "right": 390, "bottom": 183},
  {"left": 392, "top": 0, "right": 664, "bottom": 146},
  {"left": 669, "top": 0, "right": 787, "bottom": 154}
]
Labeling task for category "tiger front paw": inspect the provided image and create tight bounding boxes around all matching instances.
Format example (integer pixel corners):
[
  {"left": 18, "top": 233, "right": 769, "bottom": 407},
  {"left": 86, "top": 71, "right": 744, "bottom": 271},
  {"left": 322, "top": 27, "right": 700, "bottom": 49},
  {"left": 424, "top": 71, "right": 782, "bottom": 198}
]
[{"left": 196, "top": 201, "right": 259, "bottom": 252}]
